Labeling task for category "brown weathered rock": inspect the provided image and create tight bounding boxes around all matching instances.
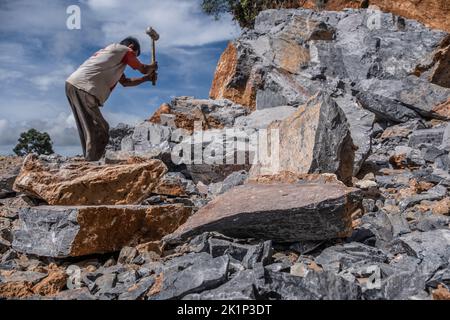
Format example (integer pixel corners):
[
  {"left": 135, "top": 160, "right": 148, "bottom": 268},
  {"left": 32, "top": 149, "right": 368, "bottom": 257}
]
[
  {"left": 13, "top": 204, "right": 192, "bottom": 258},
  {"left": 433, "top": 97, "right": 450, "bottom": 118},
  {"left": 209, "top": 42, "right": 260, "bottom": 111},
  {"left": 32, "top": 267, "right": 68, "bottom": 296},
  {"left": 153, "top": 173, "right": 197, "bottom": 197},
  {"left": 0, "top": 281, "right": 34, "bottom": 299},
  {"left": 13, "top": 154, "right": 167, "bottom": 205},
  {"left": 247, "top": 172, "right": 343, "bottom": 185},
  {"left": 416, "top": 198, "right": 450, "bottom": 215},
  {"left": 148, "top": 103, "right": 171, "bottom": 123},
  {"left": 432, "top": 284, "right": 450, "bottom": 300},
  {"left": 165, "top": 182, "right": 361, "bottom": 244},
  {"left": 249, "top": 93, "right": 355, "bottom": 185}
]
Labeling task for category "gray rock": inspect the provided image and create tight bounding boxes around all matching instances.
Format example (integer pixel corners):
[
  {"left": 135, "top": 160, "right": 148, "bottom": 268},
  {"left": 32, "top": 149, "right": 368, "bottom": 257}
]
[
  {"left": 45, "top": 288, "right": 97, "bottom": 300},
  {"left": 208, "top": 170, "right": 248, "bottom": 197},
  {"left": 409, "top": 128, "right": 445, "bottom": 148},
  {"left": 184, "top": 269, "right": 261, "bottom": 300},
  {"left": 265, "top": 262, "right": 291, "bottom": 273},
  {"left": 149, "top": 255, "right": 229, "bottom": 300},
  {"left": 259, "top": 269, "right": 361, "bottom": 300},
  {"left": 427, "top": 267, "right": 450, "bottom": 289},
  {"left": 388, "top": 230, "right": 450, "bottom": 275},
  {"left": 174, "top": 129, "right": 252, "bottom": 184},
  {"left": 163, "top": 252, "right": 213, "bottom": 274},
  {"left": 0, "top": 270, "right": 47, "bottom": 285},
  {"left": 356, "top": 77, "right": 449, "bottom": 121},
  {"left": 12, "top": 205, "right": 189, "bottom": 258},
  {"left": 0, "top": 160, "right": 21, "bottom": 193},
  {"left": 165, "top": 182, "right": 361, "bottom": 244},
  {"left": 218, "top": 8, "right": 450, "bottom": 125},
  {"left": 249, "top": 92, "right": 356, "bottom": 185},
  {"left": 107, "top": 123, "right": 134, "bottom": 152},
  {"left": 315, "top": 242, "right": 389, "bottom": 274},
  {"left": 386, "top": 213, "right": 411, "bottom": 238},
  {"left": 118, "top": 247, "right": 138, "bottom": 265},
  {"left": 130, "top": 122, "right": 172, "bottom": 153},
  {"left": 118, "top": 276, "right": 155, "bottom": 300},
  {"left": 441, "top": 123, "right": 450, "bottom": 151},
  {"left": 413, "top": 214, "right": 450, "bottom": 232},
  {"left": 335, "top": 94, "right": 375, "bottom": 175},
  {"left": 398, "top": 184, "right": 447, "bottom": 211},
  {"left": 362, "top": 270, "right": 428, "bottom": 300},
  {"left": 234, "top": 106, "right": 297, "bottom": 129}
]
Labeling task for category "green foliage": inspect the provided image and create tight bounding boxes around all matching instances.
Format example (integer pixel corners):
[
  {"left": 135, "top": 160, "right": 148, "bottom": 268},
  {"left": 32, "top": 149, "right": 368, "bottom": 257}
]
[
  {"left": 202, "top": 0, "right": 299, "bottom": 28},
  {"left": 13, "top": 128, "right": 54, "bottom": 157}
]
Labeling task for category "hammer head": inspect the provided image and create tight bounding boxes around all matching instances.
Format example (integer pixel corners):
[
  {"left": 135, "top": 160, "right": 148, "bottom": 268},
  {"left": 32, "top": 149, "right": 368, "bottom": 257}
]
[{"left": 146, "top": 27, "right": 160, "bottom": 41}]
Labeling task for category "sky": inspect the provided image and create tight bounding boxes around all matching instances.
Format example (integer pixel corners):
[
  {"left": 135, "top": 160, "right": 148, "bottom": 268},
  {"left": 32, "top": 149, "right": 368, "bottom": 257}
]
[{"left": 0, "top": 0, "right": 240, "bottom": 156}]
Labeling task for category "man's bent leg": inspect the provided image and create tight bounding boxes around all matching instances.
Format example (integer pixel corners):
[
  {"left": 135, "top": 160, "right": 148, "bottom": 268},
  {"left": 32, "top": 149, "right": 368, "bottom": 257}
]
[
  {"left": 66, "top": 82, "right": 88, "bottom": 157},
  {"left": 83, "top": 105, "right": 110, "bottom": 161},
  {"left": 65, "top": 83, "right": 109, "bottom": 161}
]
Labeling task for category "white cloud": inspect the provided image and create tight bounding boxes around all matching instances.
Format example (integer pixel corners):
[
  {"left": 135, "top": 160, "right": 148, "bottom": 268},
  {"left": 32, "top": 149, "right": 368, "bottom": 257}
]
[
  {"left": 86, "top": 0, "right": 240, "bottom": 50},
  {"left": 30, "top": 64, "right": 76, "bottom": 92}
]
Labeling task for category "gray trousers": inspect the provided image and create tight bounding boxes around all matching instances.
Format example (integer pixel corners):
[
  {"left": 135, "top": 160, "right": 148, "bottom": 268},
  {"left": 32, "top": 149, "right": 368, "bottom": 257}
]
[{"left": 65, "top": 82, "right": 109, "bottom": 161}]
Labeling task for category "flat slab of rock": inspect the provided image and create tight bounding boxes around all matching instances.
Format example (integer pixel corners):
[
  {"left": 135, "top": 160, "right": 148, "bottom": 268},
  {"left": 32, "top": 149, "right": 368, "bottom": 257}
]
[
  {"left": 13, "top": 154, "right": 167, "bottom": 205},
  {"left": 13, "top": 204, "right": 191, "bottom": 258},
  {"left": 165, "top": 182, "right": 361, "bottom": 244}
]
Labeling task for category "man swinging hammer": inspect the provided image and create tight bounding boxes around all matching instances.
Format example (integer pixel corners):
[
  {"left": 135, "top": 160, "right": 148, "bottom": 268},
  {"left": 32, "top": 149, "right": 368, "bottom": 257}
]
[{"left": 65, "top": 36, "right": 158, "bottom": 161}]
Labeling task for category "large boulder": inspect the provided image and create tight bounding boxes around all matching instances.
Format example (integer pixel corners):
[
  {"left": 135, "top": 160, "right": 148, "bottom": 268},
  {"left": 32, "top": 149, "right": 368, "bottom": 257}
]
[
  {"left": 13, "top": 154, "right": 167, "bottom": 205},
  {"left": 164, "top": 180, "right": 361, "bottom": 244},
  {"left": 249, "top": 93, "right": 355, "bottom": 185},
  {"left": 210, "top": 9, "right": 450, "bottom": 120},
  {"left": 12, "top": 204, "right": 191, "bottom": 258}
]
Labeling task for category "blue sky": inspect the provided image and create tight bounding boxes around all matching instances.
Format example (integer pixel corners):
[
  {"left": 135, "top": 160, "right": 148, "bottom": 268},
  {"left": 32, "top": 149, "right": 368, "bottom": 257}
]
[{"left": 0, "top": 0, "right": 240, "bottom": 156}]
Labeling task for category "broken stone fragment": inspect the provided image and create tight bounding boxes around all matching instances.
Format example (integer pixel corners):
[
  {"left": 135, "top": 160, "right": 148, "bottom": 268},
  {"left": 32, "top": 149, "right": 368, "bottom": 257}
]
[
  {"left": 148, "top": 255, "right": 229, "bottom": 300},
  {"left": 13, "top": 154, "right": 167, "bottom": 205},
  {"left": 153, "top": 172, "right": 198, "bottom": 197},
  {"left": 12, "top": 204, "right": 191, "bottom": 258},
  {"left": 165, "top": 181, "right": 361, "bottom": 244}
]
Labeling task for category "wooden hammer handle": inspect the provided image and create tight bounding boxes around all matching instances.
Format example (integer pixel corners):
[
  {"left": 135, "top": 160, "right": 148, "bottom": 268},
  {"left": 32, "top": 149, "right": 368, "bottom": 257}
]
[{"left": 151, "top": 39, "right": 156, "bottom": 86}]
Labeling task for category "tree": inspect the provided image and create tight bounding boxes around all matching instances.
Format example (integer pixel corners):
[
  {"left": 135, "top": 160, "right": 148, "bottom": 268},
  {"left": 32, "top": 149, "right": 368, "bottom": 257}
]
[
  {"left": 201, "top": 0, "right": 307, "bottom": 28},
  {"left": 13, "top": 129, "right": 54, "bottom": 156}
]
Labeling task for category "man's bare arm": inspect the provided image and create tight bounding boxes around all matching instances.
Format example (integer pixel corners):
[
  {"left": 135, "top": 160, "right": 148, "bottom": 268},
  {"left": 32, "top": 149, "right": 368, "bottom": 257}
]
[
  {"left": 137, "top": 62, "right": 158, "bottom": 75},
  {"left": 119, "top": 73, "right": 156, "bottom": 87}
]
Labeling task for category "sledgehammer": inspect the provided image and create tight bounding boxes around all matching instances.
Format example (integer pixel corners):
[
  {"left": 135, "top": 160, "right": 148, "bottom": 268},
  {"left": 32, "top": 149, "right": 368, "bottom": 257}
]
[{"left": 146, "top": 27, "right": 160, "bottom": 86}]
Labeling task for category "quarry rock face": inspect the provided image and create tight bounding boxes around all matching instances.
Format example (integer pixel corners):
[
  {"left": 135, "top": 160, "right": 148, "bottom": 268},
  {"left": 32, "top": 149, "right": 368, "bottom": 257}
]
[
  {"left": 13, "top": 154, "right": 167, "bottom": 205},
  {"left": 12, "top": 205, "right": 191, "bottom": 258},
  {"left": 300, "top": 0, "right": 450, "bottom": 33},
  {"left": 165, "top": 181, "right": 361, "bottom": 244},
  {"left": 210, "top": 9, "right": 450, "bottom": 119}
]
